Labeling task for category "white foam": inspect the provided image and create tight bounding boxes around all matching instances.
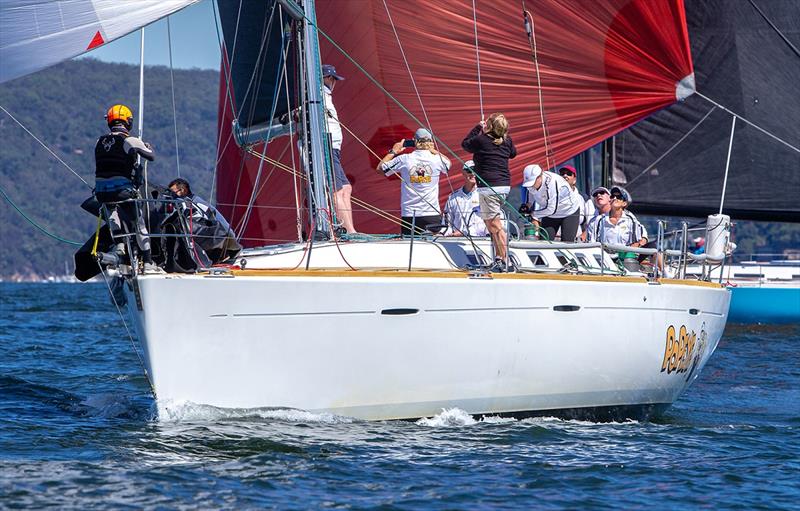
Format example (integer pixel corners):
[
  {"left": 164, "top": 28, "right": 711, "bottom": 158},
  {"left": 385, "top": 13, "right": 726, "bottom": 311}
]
[
  {"left": 416, "top": 407, "right": 477, "bottom": 427},
  {"left": 155, "top": 399, "right": 354, "bottom": 424},
  {"left": 479, "top": 415, "right": 518, "bottom": 424}
]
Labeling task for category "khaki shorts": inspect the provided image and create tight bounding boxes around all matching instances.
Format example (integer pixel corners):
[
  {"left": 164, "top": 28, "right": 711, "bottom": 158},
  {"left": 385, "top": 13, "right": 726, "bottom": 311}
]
[{"left": 478, "top": 192, "right": 507, "bottom": 220}]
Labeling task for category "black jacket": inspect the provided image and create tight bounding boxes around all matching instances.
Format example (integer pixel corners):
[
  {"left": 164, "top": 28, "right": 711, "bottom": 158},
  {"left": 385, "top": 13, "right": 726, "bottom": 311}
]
[{"left": 461, "top": 124, "right": 517, "bottom": 188}]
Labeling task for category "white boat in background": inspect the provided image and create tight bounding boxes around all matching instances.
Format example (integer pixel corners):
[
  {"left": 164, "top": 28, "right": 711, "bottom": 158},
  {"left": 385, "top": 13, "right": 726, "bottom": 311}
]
[
  {"left": 687, "top": 259, "right": 799, "bottom": 324},
  {"left": 1, "top": 0, "right": 734, "bottom": 420}
]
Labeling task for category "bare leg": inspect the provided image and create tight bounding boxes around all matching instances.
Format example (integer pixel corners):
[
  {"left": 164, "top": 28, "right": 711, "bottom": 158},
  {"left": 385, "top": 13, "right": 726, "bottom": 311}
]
[
  {"left": 484, "top": 216, "right": 507, "bottom": 262},
  {"left": 334, "top": 184, "right": 356, "bottom": 233}
]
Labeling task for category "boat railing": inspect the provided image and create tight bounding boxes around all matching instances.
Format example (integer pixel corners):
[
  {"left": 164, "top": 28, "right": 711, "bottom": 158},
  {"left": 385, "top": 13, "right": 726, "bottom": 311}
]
[{"left": 97, "top": 197, "right": 727, "bottom": 283}]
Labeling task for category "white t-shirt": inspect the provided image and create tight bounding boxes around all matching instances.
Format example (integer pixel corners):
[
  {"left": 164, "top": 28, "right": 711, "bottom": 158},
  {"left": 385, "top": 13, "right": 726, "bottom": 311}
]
[
  {"left": 443, "top": 187, "right": 489, "bottom": 236},
  {"left": 324, "top": 85, "right": 343, "bottom": 150},
  {"left": 381, "top": 150, "right": 450, "bottom": 217},
  {"left": 587, "top": 210, "right": 649, "bottom": 246},
  {"left": 528, "top": 172, "right": 582, "bottom": 220}
]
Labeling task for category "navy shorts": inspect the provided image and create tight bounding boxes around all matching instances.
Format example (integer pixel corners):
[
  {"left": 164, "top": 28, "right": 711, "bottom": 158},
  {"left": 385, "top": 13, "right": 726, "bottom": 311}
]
[{"left": 332, "top": 149, "right": 350, "bottom": 190}]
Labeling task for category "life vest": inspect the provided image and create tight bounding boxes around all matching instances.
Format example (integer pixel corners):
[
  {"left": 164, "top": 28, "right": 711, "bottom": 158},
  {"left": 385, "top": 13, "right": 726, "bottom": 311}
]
[{"left": 95, "top": 133, "right": 137, "bottom": 181}]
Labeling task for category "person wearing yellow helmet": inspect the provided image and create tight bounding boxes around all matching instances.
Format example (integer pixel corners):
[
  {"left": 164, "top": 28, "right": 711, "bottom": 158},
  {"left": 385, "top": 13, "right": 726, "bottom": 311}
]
[{"left": 94, "top": 104, "right": 158, "bottom": 270}]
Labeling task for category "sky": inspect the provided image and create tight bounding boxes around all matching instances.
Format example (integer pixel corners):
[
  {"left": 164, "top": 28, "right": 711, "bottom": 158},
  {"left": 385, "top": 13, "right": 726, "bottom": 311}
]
[{"left": 76, "top": 0, "right": 221, "bottom": 70}]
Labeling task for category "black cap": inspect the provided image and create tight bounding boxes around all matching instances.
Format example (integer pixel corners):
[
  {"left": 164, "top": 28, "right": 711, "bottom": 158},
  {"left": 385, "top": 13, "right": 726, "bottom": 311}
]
[{"left": 322, "top": 64, "right": 344, "bottom": 80}]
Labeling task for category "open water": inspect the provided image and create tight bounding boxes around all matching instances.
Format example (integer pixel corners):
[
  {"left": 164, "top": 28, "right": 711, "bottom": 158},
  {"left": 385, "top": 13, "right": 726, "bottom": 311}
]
[{"left": 0, "top": 282, "right": 798, "bottom": 509}]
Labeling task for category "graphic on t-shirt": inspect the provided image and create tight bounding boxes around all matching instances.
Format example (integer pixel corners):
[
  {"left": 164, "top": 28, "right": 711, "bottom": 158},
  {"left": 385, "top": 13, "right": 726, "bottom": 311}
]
[{"left": 410, "top": 163, "right": 433, "bottom": 184}]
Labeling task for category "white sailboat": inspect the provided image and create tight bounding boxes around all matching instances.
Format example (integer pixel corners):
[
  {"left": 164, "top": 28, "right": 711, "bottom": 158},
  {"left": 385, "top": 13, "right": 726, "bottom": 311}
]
[{"left": 1, "top": 0, "right": 732, "bottom": 420}]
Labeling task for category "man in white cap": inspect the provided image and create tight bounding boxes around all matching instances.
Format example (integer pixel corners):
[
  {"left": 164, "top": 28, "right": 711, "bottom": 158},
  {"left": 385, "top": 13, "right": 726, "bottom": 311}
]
[
  {"left": 442, "top": 160, "right": 488, "bottom": 237},
  {"left": 322, "top": 64, "right": 356, "bottom": 234},
  {"left": 377, "top": 128, "right": 451, "bottom": 235},
  {"left": 521, "top": 164, "right": 582, "bottom": 242}
]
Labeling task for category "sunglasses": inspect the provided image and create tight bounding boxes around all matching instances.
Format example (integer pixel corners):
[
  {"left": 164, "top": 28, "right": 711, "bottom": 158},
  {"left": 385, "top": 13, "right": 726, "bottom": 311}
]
[
  {"left": 611, "top": 194, "right": 625, "bottom": 201},
  {"left": 559, "top": 171, "right": 575, "bottom": 177},
  {"left": 592, "top": 192, "right": 608, "bottom": 198}
]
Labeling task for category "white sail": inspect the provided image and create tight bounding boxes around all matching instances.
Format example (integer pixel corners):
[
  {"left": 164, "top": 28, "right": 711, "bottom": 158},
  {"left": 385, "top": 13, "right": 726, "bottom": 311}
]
[{"left": 0, "top": 0, "right": 199, "bottom": 84}]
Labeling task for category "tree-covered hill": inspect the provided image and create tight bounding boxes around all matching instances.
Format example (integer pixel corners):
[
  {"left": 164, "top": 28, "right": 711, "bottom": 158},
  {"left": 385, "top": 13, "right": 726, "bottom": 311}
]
[{"left": 1, "top": 59, "right": 218, "bottom": 279}]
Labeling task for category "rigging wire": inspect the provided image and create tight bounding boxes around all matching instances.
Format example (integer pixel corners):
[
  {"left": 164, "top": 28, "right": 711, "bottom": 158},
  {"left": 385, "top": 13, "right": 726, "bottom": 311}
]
[
  {"left": 235, "top": 11, "right": 288, "bottom": 239},
  {"left": 625, "top": 104, "right": 717, "bottom": 187},
  {"left": 747, "top": 0, "right": 800, "bottom": 59},
  {"left": 307, "top": 19, "right": 528, "bottom": 225},
  {"left": 380, "top": 0, "right": 434, "bottom": 136},
  {"left": 0, "top": 184, "right": 82, "bottom": 246},
  {"left": 0, "top": 105, "right": 91, "bottom": 188},
  {"left": 228, "top": 1, "right": 279, "bottom": 234},
  {"left": 278, "top": 9, "right": 303, "bottom": 242},
  {"left": 97, "top": 266, "right": 156, "bottom": 396},
  {"left": 380, "top": 0, "right": 456, "bottom": 195},
  {"left": 471, "top": 0, "right": 484, "bottom": 120},
  {"left": 522, "top": 4, "right": 555, "bottom": 173},
  {"left": 167, "top": 17, "right": 181, "bottom": 177},
  {"left": 695, "top": 92, "right": 800, "bottom": 154}
]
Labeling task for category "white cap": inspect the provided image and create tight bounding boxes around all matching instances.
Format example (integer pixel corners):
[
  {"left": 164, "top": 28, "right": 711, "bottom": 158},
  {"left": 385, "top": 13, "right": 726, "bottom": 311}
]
[
  {"left": 463, "top": 159, "right": 475, "bottom": 171},
  {"left": 414, "top": 128, "right": 432, "bottom": 141},
  {"left": 522, "top": 164, "right": 543, "bottom": 188}
]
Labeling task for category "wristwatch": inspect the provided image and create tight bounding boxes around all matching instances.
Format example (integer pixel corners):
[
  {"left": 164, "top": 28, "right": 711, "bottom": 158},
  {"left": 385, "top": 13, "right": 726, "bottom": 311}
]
[{"left": 388, "top": 149, "right": 397, "bottom": 156}]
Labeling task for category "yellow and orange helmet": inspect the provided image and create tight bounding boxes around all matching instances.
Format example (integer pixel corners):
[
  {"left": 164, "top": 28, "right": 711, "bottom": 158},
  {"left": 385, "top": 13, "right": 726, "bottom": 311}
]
[{"left": 105, "top": 104, "right": 133, "bottom": 128}]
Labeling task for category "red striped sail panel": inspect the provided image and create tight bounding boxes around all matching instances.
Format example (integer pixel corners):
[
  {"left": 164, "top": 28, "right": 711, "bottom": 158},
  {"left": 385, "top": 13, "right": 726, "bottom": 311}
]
[{"left": 216, "top": 0, "right": 693, "bottom": 246}]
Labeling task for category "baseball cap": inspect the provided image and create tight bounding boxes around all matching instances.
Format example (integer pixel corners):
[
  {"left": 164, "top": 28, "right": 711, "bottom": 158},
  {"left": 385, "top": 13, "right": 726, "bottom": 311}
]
[
  {"left": 522, "top": 164, "right": 543, "bottom": 188},
  {"left": 609, "top": 186, "right": 632, "bottom": 203},
  {"left": 558, "top": 165, "right": 577, "bottom": 176},
  {"left": 322, "top": 64, "right": 344, "bottom": 80},
  {"left": 463, "top": 160, "right": 475, "bottom": 172},
  {"left": 414, "top": 128, "right": 432, "bottom": 141},
  {"left": 591, "top": 186, "right": 610, "bottom": 196}
]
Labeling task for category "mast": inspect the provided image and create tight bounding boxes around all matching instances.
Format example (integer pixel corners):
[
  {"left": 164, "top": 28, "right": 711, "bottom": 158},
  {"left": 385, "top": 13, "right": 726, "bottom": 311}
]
[
  {"left": 300, "top": 0, "right": 331, "bottom": 237},
  {"left": 137, "top": 28, "right": 148, "bottom": 193}
]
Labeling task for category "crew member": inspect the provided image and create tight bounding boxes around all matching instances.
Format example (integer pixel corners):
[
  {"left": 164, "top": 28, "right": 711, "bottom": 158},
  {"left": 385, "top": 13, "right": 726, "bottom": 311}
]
[
  {"left": 166, "top": 178, "right": 241, "bottom": 265},
  {"left": 378, "top": 128, "right": 450, "bottom": 235},
  {"left": 322, "top": 64, "right": 356, "bottom": 235},
  {"left": 442, "top": 160, "right": 489, "bottom": 237},
  {"left": 94, "top": 104, "right": 157, "bottom": 270},
  {"left": 587, "top": 186, "right": 648, "bottom": 270},
  {"left": 461, "top": 113, "right": 517, "bottom": 271},
  {"left": 521, "top": 164, "right": 582, "bottom": 242},
  {"left": 581, "top": 186, "right": 611, "bottom": 241}
]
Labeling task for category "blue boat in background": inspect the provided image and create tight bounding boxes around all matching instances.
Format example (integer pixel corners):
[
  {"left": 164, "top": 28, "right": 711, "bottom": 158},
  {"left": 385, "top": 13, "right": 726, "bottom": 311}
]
[{"left": 722, "top": 261, "right": 799, "bottom": 324}]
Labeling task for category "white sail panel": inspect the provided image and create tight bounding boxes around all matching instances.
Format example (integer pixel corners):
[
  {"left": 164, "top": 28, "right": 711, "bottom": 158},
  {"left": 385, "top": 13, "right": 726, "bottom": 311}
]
[{"left": 0, "top": 0, "right": 199, "bottom": 84}]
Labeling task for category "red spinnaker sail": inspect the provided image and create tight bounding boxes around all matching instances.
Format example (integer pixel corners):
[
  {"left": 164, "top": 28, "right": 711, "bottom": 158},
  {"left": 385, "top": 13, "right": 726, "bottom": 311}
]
[{"left": 217, "top": 0, "right": 693, "bottom": 246}]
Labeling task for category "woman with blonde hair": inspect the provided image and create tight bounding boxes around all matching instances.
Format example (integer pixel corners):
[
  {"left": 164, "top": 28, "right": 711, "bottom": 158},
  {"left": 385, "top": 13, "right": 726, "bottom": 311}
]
[{"left": 461, "top": 113, "right": 517, "bottom": 271}]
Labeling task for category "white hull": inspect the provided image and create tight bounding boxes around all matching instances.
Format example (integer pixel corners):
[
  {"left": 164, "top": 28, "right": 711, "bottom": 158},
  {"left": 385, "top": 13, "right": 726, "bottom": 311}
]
[{"left": 126, "top": 241, "right": 730, "bottom": 420}]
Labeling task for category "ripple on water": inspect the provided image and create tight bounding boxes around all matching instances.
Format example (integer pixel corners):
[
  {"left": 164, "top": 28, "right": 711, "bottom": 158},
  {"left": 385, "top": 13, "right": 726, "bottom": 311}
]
[{"left": 0, "top": 283, "right": 798, "bottom": 509}]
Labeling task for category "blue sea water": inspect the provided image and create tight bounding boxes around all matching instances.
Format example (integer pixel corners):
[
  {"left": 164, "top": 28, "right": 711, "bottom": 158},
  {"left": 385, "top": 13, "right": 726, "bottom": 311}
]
[{"left": 1, "top": 282, "right": 798, "bottom": 510}]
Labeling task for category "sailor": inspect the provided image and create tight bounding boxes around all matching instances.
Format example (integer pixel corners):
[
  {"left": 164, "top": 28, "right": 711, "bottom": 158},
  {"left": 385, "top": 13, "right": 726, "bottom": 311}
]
[
  {"left": 442, "top": 160, "right": 489, "bottom": 237},
  {"left": 322, "top": 64, "right": 356, "bottom": 235},
  {"left": 94, "top": 104, "right": 157, "bottom": 269},
  {"left": 377, "top": 128, "right": 450, "bottom": 235},
  {"left": 520, "top": 164, "right": 582, "bottom": 242},
  {"left": 587, "top": 186, "right": 648, "bottom": 270},
  {"left": 461, "top": 113, "right": 517, "bottom": 271},
  {"left": 581, "top": 186, "right": 611, "bottom": 241},
  {"left": 559, "top": 164, "right": 588, "bottom": 233},
  {"left": 165, "top": 178, "right": 241, "bottom": 265}
]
